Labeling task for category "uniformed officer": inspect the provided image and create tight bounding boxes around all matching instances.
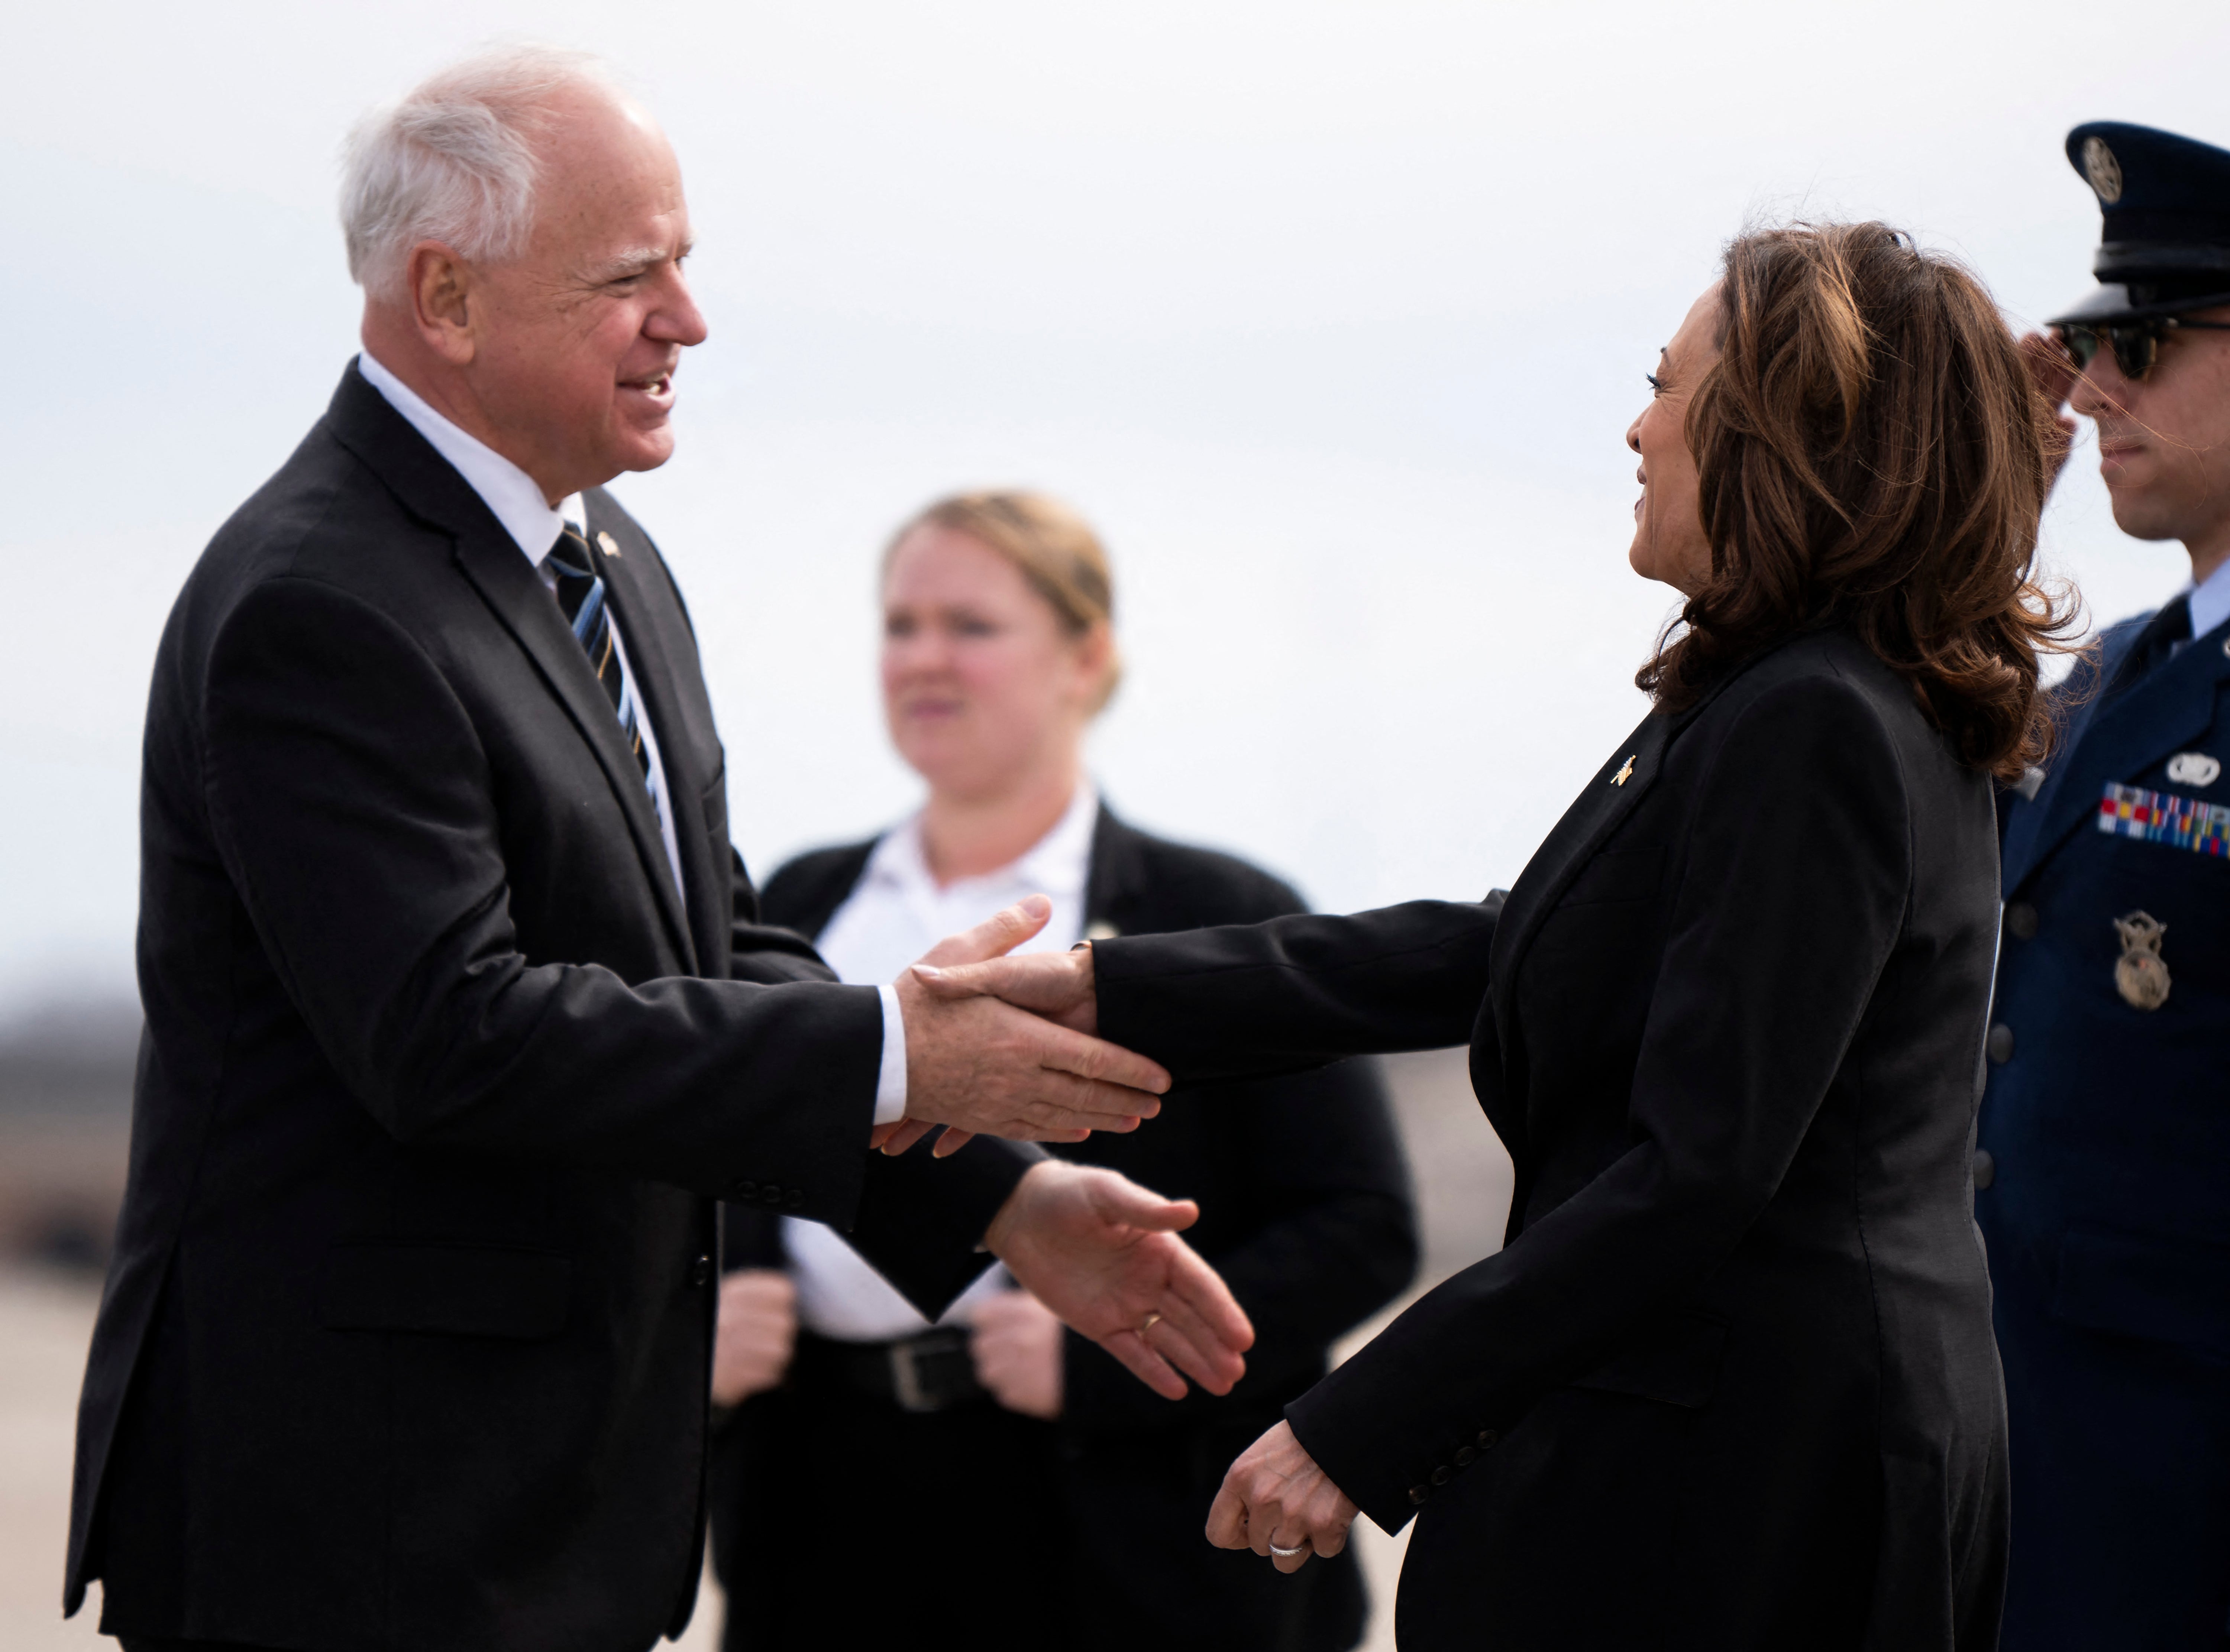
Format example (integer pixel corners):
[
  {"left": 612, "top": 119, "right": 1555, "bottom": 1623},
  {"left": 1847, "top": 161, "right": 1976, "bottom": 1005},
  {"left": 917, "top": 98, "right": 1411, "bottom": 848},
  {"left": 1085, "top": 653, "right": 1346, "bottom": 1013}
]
[{"left": 1981, "top": 121, "right": 2230, "bottom": 1649}]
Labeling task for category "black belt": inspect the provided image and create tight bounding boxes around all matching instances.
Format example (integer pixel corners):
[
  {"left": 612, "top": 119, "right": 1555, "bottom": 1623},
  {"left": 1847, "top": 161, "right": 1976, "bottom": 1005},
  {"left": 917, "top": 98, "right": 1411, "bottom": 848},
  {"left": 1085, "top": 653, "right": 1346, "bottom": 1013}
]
[{"left": 790, "top": 1326, "right": 987, "bottom": 1413}]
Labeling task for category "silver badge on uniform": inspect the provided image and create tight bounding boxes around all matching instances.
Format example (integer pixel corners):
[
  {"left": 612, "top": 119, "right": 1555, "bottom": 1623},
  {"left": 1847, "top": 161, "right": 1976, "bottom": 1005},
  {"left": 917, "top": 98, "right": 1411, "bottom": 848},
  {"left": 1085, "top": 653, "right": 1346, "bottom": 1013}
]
[
  {"left": 2166, "top": 751, "right": 2221, "bottom": 787},
  {"left": 2112, "top": 910, "right": 2170, "bottom": 1011},
  {"left": 2082, "top": 136, "right": 2124, "bottom": 204}
]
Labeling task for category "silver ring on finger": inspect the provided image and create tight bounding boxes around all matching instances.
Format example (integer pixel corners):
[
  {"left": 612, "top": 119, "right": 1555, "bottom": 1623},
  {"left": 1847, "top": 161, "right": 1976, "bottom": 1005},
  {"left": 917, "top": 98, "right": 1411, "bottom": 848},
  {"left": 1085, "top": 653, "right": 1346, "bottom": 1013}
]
[{"left": 1269, "top": 1539, "right": 1309, "bottom": 1559}]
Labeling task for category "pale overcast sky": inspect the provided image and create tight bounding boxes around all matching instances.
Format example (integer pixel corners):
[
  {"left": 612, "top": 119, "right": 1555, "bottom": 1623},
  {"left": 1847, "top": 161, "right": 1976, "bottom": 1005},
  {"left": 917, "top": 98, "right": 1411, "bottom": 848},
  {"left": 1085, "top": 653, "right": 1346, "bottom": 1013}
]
[{"left": 6, "top": 0, "right": 2227, "bottom": 1014}]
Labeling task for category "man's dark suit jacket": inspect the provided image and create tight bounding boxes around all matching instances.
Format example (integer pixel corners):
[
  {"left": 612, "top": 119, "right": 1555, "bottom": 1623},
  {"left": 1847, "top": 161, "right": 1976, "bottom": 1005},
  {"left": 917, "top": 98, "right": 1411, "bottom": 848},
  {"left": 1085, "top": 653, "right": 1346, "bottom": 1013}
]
[
  {"left": 714, "top": 806, "right": 1417, "bottom": 1650},
  {"left": 67, "top": 363, "right": 1035, "bottom": 1651},
  {"left": 1090, "top": 628, "right": 2010, "bottom": 1652}
]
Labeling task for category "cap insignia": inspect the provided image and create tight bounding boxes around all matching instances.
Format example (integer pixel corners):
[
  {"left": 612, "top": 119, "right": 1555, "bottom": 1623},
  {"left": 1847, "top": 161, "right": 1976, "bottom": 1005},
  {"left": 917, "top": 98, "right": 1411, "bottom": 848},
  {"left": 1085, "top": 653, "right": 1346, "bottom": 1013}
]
[{"left": 2082, "top": 135, "right": 2124, "bottom": 205}]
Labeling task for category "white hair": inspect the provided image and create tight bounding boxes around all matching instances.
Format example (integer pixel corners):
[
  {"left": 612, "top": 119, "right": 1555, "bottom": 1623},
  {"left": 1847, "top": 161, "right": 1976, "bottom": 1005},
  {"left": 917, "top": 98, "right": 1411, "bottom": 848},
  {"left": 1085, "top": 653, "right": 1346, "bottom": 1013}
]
[{"left": 340, "top": 44, "right": 619, "bottom": 304}]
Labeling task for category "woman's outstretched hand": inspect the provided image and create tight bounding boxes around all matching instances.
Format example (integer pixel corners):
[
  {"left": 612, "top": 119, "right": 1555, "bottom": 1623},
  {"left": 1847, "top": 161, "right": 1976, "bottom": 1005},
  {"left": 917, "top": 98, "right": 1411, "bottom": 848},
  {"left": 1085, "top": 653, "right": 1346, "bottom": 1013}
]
[
  {"left": 1206, "top": 1419, "right": 1360, "bottom": 1573},
  {"left": 913, "top": 934, "right": 1099, "bottom": 1031}
]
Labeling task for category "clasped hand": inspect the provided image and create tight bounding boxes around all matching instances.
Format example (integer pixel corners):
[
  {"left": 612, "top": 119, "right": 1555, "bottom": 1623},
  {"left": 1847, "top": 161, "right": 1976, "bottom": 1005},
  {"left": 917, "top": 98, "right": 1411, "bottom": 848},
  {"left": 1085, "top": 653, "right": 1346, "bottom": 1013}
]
[{"left": 1205, "top": 1419, "right": 1361, "bottom": 1573}]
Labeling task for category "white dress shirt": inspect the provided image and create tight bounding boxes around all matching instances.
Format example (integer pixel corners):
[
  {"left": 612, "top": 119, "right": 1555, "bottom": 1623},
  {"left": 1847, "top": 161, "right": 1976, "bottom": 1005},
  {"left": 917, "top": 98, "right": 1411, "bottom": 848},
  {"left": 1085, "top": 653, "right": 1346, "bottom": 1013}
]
[
  {"left": 356, "top": 352, "right": 908, "bottom": 1125},
  {"left": 785, "top": 782, "right": 1101, "bottom": 1342}
]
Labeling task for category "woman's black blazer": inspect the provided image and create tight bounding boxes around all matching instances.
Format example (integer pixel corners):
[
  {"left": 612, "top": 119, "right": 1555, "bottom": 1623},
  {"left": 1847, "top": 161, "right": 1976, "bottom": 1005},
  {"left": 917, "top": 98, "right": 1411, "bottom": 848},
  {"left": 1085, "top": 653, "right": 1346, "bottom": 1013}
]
[
  {"left": 720, "top": 804, "right": 1418, "bottom": 1645},
  {"left": 1091, "top": 628, "right": 2009, "bottom": 1652}
]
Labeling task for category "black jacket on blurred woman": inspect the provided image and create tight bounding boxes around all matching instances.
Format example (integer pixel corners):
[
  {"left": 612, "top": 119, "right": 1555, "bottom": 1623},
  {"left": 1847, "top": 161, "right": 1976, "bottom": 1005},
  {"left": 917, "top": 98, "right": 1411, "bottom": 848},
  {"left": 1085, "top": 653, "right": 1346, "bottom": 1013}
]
[
  {"left": 1092, "top": 628, "right": 2009, "bottom": 1652},
  {"left": 711, "top": 804, "right": 1419, "bottom": 1652}
]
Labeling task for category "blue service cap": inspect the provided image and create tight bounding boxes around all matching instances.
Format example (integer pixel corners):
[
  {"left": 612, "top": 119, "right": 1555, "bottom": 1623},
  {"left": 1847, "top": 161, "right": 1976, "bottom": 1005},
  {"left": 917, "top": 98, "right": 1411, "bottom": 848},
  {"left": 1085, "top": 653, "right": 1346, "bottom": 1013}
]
[{"left": 2049, "top": 121, "right": 2230, "bottom": 325}]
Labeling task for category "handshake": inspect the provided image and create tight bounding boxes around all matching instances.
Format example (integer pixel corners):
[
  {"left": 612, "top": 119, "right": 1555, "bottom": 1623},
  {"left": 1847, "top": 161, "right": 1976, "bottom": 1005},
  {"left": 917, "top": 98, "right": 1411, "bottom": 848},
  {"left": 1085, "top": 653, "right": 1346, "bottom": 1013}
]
[
  {"left": 865, "top": 894, "right": 1258, "bottom": 1412},
  {"left": 880, "top": 892, "right": 1122, "bottom": 1161},
  {"left": 827, "top": 893, "right": 1355, "bottom": 1571}
]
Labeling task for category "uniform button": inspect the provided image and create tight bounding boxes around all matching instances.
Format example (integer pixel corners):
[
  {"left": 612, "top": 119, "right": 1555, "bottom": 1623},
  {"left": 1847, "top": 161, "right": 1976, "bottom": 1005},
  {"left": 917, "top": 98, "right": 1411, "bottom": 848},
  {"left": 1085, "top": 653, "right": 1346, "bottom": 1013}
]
[
  {"left": 761, "top": 1186, "right": 785, "bottom": 1207},
  {"left": 1407, "top": 1485, "right": 1429, "bottom": 1506},
  {"left": 1477, "top": 1429, "right": 1500, "bottom": 1449},
  {"left": 1986, "top": 1023, "right": 2014, "bottom": 1065},
  {"left": 1429, "top": 1465, "right": 1452, "bottom": 1486},
  {"left": 731, "top": 1180, "right": 757, "bottom": 1199},
  {"left": 689, "top": 1254, "right": 712, "bottom": 1287},
  {"left": 786, "top": 1189, "right": 807, "bottom": 1210},
  {"left": 1454, "top": 1446, "right": 1477, "bottom": 1466},
  {"left": 2004, "top": 903, "right": 2037, "bottom": 941},
  {"left": 1973, "top": 1149, "right": 1995, "bottom": 1190}
]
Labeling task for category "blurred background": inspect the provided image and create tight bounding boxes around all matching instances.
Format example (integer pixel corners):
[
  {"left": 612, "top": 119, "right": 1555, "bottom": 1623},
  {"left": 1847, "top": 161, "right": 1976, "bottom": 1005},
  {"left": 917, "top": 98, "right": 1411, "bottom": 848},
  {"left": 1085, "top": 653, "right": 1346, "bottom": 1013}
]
[{"left": 7, "top": 0, "right": 2230, "bottom": 1643}]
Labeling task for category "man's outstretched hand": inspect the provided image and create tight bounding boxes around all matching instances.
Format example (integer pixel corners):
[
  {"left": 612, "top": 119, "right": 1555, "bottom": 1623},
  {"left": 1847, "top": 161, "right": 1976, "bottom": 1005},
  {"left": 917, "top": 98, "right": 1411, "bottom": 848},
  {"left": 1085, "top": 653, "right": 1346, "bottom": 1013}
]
[
  {"left": 983, "top": 1159, "right": 1253, "bottom": 1402},
  {"left": 872, "top": 899, "right": 1160, "bottom": 1160}
]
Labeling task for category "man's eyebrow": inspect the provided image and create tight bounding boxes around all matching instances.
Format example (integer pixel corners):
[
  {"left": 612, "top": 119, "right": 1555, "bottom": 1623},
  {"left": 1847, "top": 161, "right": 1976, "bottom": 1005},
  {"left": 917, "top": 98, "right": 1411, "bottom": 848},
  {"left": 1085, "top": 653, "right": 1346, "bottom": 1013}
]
[{"left": 584, "top": 242, "right": 692, "bottom": 282}]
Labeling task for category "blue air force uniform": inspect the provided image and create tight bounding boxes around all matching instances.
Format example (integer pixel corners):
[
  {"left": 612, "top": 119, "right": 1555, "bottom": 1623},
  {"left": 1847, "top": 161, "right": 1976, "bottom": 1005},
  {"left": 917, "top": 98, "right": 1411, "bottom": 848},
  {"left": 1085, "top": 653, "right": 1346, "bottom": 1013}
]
[{"left": 1977, "top": 122, "right": 2230, "bottom": 1650}]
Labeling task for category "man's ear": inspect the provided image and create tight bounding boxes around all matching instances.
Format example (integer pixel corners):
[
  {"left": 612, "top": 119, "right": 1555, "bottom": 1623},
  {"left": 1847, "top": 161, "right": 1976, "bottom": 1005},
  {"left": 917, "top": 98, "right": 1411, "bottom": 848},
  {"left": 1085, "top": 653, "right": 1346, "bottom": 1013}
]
[{"left": 408, "top": 241, "right": 478, "bottom": 366}]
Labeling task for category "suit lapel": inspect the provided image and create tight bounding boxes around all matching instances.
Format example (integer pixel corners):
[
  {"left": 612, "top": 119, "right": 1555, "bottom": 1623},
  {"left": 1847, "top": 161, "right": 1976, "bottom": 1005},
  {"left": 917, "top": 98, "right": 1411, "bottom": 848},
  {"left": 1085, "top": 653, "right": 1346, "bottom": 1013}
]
[
  {"left": 324, "top": 369, "right": 698, "bottom": 971},
  {"left": 1488, "top": 709, "right": 1673, "bottom": 1044},
  {"left": 1486, "top": 638, "right": 1778, "bottom": 1066},
  {"left": 449, "top": 529, "right": 699, "bottom": 973},
  {"left": 581, "top": 496, "right": 727, "bottom": 971},
  {"left": 2003, "top": 612, "right": 2230, "bottom": 893},
  {"left": 1082, "top": 806, "right": 1145, "bottom": 933}
]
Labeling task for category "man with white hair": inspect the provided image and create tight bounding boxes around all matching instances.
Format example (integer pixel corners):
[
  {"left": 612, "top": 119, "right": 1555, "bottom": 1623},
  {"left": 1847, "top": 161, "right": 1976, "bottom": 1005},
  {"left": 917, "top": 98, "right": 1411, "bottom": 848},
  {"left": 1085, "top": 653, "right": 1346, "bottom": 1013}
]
[{"left": 63, "top": 46, "right": 1250, "bottom": 1652}]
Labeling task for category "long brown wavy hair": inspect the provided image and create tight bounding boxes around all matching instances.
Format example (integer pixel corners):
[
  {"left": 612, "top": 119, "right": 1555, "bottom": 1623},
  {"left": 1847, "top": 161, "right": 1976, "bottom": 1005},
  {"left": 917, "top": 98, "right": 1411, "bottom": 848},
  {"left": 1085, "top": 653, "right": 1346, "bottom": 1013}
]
[{"left": 1636, "top": 222, "right": 2080, "bottom": 778}]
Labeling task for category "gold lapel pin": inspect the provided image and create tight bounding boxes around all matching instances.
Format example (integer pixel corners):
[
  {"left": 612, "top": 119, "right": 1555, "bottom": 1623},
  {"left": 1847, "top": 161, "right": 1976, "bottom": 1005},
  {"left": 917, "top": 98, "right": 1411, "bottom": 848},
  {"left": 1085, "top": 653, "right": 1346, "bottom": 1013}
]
[
  {"left": 597, "top": 531, "right": 622, "bottom": 558},
  {"left": 1611, "top": 755, "right": 1636, "bottom": 787}
]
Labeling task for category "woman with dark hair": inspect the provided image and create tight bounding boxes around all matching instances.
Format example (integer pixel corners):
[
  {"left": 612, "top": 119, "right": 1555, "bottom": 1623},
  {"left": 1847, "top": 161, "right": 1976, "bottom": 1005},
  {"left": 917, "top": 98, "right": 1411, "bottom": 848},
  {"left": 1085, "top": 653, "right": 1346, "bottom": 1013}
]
[
  {"left": 920, "top": 223, "right": 2077, "bottom": 1651},
  {"left": 707, "top": 490, "right": 1416, "bottom": 1652}
]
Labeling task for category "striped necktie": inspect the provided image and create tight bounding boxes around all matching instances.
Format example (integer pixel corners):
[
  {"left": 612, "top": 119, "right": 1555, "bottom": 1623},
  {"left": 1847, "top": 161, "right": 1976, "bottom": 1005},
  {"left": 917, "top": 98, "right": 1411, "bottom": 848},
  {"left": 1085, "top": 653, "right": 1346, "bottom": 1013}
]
[{"left": 544, "top": 524, "right": 650, "bottom": 781}]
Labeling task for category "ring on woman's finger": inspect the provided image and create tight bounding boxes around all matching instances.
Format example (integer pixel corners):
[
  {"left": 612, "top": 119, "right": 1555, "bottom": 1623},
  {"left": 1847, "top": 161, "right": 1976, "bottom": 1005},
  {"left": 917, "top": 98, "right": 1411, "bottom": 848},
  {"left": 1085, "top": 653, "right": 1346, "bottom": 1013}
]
[
  {"left": 1138, "top": 1311, "right": 1163, "bottom": 1334},
  {"left": 1269, "top": 1540, "right": 1310, "bottom": 1559}
]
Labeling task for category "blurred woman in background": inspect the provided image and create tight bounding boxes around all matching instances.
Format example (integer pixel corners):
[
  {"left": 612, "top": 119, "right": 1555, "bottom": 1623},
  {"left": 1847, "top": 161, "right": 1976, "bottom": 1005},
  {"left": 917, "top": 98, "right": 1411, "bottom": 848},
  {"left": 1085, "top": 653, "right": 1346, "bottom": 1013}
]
[{"left": 706, "top": 490, "right": 1418, "bottom": 1652}]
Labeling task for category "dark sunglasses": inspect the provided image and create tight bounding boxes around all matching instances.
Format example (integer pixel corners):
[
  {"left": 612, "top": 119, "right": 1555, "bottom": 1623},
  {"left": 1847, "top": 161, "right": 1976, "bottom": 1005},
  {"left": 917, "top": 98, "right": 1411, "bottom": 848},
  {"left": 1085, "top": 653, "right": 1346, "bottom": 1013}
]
[{"left": 2058, "top": 315, "right": 2230, "bottom": 382}]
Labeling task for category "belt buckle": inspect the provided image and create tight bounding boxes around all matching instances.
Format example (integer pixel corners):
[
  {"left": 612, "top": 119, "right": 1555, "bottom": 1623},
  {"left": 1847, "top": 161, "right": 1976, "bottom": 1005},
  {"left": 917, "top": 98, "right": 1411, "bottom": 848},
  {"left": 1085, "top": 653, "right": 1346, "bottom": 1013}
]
[
  {"left": 889, "top": 1338, "right": 934, "bottom": 1412},
  {"left": 887, "top": 1327, "right": 969, "bottom": 1413}
]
